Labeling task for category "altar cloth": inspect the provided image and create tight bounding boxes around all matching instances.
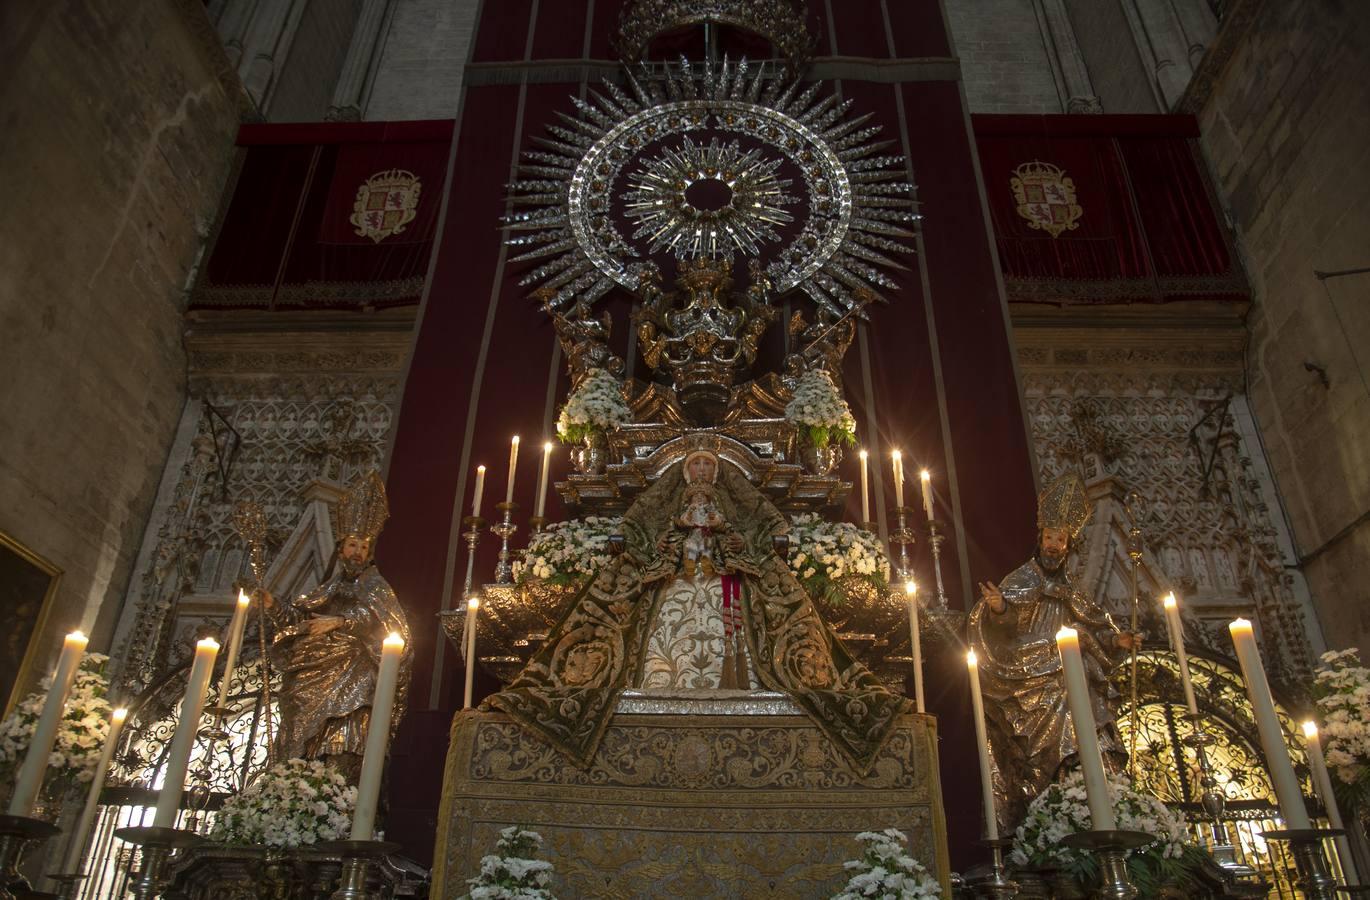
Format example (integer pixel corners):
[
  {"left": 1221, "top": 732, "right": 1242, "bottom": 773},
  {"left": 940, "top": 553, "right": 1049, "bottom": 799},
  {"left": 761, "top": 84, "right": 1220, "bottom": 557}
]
[{"left": 432, "top": 692, "right": 949, "bottom": 899}]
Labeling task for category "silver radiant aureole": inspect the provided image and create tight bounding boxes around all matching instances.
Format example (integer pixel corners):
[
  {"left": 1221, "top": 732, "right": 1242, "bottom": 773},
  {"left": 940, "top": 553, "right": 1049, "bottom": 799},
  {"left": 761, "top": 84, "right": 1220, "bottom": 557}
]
[{"left": 503, "top": 58, "right": 919, "bottom": 322}]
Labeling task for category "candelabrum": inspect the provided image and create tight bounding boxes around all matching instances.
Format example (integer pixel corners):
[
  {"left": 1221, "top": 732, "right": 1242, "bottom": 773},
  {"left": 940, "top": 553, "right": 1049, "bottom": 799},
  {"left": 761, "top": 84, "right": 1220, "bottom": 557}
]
[
  {"left": 529, "top": 515, "right": 547, "bottom": 535},
  {"left": 114, "top": 825, "right": 204, "bottom": 900},
  {"left": 460, "top": 515, "right": 485, "bottom": 599},
  {"left": 491, "top": 502, "right": 519, "bottom": 585},
  {"left": 967, "top": 838, "right": 1019, "bottom": 899},
  {"left": 1061, "top": 830, "right": 1152, "bottom": 900},
  {"left": 889, "top": 506, "right": 915, "bottom": 583},
  {"left": 0, "top": 814, "right": 60, "bottom": 900},
  {"left": 1179, "top": 713, "right": 1253, "bottom": 875},
  {"left": 1262, "top": 828, "right": 1341, "bottom": 900},
  {"left": 317, "top": 839, "right": 400, "bottom": 900},
  {"left": 924, "top": 518, "right": 950, "bottom": 610},
  {"left": 46, "top": 873, "right": 85, "bottom": 900}
]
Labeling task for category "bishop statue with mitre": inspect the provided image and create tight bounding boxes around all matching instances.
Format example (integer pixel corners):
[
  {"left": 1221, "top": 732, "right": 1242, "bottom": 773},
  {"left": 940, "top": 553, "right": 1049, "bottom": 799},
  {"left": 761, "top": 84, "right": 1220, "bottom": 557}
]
[
  {"left": 265, "top": 470, "right": 412, "bottom": 780},
  {"left": 967, "top": 473, "right": 1137, "bottom": 831}
]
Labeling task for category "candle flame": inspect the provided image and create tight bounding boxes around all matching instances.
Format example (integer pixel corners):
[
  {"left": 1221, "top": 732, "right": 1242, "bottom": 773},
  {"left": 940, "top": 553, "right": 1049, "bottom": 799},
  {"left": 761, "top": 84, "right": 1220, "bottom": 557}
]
[
  {"left": 1055, "top": 626, "right": 1078, "bottom": 643},
  {"left": 1230, "top": 617, "right": 1253, "bottom": 633},
  {"left": 511, "top": 435, "right": 520, "bottom": 447},
  {"left": 544, "top": 441, "right": 554, "bottom": 453},
  {"left": 891, "top": 450, "right": 902, "bottom": 462},
  {"left": 384, "top": 632, "right": 406, "bottom": 649},
  {"left": 468, "top": 595, "right": 480, "bottom": 610},
  {"left": 238, "top": 589, "right": 251, "bottom": 607},
  {"left": 966, "top": 649, "right": 978, "bottom": 667},
  {"left": 859, "top": 449, "right": 868, "bottom": 461},
  {"left": 196, "top": 637, "right": 220, "bottom": 651},
  {"left": 1163, "top": 592, "right": 1177, "bottom": 609},
  {"left": 65, "top": 630, "right": 88, "bottom": 645},
  {"left": 1302, "top": 720, "right": 1319, "bottom": 739},
  {"left": 920, "top": 469, "right": 930, "bottom": 482},
  {"left": 904, "top": 580, "right": 917, "bottom": 597},
  {"left": 477, "top": 464, "right": 486, "bottom": 474},
  {"left": 112, "top": 708, "right": 129, "bottom": 723}
]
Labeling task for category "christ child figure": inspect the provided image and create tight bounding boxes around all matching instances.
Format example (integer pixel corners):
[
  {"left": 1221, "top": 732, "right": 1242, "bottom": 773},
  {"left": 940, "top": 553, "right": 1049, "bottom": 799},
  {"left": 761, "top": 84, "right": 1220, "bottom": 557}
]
[{"left": 678, "top": 481, "right": 729, "bottom": 577}]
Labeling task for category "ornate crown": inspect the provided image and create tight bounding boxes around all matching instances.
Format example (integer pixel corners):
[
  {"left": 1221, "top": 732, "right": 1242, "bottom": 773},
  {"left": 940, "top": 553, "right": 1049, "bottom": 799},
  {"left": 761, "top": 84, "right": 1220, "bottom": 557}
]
[
  {"left": 614, "top": 0, "right": 815, "bottom": 72},
  {"left": 1037, "top": 473, "right": 1092, "bottom": 540},
  {"left": 336, "top": 470, "right": 390, "bottom": 545}
]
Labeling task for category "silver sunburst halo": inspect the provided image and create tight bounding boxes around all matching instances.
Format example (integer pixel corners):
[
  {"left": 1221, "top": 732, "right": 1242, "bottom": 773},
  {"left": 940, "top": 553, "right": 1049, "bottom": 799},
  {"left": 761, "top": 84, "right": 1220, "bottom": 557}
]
[{"left": 504, "top": 58, "right": 920, "bottom": 321}]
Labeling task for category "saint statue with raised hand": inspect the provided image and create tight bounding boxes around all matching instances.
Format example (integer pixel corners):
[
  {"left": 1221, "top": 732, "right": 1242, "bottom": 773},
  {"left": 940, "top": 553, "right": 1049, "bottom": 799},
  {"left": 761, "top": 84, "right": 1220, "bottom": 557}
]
[
  {"left": 488, "top": 437, "right": 909, "bottom": 773},
  {"left": 264, "top": 471, "right": 412, "bottom": 780},
  {"left": 967, "top": 473, "right": 1137, "bottom": 831}
]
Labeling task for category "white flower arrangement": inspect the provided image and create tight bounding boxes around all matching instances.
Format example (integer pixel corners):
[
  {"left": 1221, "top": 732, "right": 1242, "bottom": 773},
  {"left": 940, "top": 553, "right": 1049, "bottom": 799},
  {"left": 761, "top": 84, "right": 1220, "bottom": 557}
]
[
  {"left": 831, "top": 828, "right": 942, "bottom": 899},
  {"left": 787, "top": 513, "right": 890, "bottom": 602},
  {"left": 1011, "top": 769, "right": 1205, "bottom": 894},
  {"left": 0, "top": 653, "right": 113, "bottom": 799},
  {"left": 211, "top": 758, "right": 356, "bottom": 848},
  {"left": 785, "top": 368, "right": 857, "bottom": 448},
  {"left": 463, "top": 825, "right": 556, "bottom": 900},
  {"left": 513, "top": 516, "right": 623, "bottom": 586},
  {"left": 1313, "top": 648, "right": 1370, "bottom": 799},
  {"left": 556, "top": 368, "right": 631, "bottom": 444}
]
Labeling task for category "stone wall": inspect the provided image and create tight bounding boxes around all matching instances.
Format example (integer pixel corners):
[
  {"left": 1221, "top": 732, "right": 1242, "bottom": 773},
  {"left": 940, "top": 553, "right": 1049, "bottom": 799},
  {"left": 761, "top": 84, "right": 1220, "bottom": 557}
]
[
  {"left": 267, "top": 0, "right": 363, "bottom": 122},
  {"left": 944, "top": 0, "right": 1064, "bottom": 113},
  {"left": 364, "top": 0, "right": 481, "bottom": 121},
  {"left": 1062, "top": 0, "right": 1161, "bottom": 113},
  {"left": 0, "top": 1, "right": 241, "bottom": 677},
  {"left": 1196, "top": 2, "right": 1370, "bottom": 653}
]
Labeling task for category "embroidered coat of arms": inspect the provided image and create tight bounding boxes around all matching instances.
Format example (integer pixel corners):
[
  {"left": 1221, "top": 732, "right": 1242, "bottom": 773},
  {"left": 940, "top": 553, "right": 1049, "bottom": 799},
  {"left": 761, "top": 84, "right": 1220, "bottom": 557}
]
[
  {"left": 349, "top": 169, "right": 422, "bottom": 242},
  {"left": 1010, "top": 161, "right": 1083, "bottom": 238}
]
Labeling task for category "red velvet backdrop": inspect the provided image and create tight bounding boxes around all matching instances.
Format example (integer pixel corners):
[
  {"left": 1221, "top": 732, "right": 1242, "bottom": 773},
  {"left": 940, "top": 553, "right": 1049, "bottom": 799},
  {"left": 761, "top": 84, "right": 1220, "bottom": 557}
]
[{"left": 379, "top": 0, "right": 1037, "bottom": 866}]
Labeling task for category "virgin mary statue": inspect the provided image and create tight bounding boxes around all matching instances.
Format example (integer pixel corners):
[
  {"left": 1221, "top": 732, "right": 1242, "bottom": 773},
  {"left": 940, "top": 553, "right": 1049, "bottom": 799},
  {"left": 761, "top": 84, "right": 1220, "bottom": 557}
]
[{"left": 488, "top": 444, "right": 910, "bottom": 774}]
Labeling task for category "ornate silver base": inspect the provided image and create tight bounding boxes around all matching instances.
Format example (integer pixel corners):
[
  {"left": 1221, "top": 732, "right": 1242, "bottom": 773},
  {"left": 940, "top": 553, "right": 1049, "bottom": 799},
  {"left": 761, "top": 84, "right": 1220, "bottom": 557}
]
[
  {"left": 966, "top": 839, "right": 1019, "bottom": 899},
  {"left": 1262, "top": 828, "right": 1342, "bottom": 900},
  {"left": 315, "top": 840, "right": 401, "bottom": 900},
  {"left": 0, "top": 814, "right": 60, "bottom": 900},
  {"left": 1061, "top": 830, "right": 1153, "bottom": 900},
  {"left": 113, "top": 826, "right": 204, "bottom": 900}
]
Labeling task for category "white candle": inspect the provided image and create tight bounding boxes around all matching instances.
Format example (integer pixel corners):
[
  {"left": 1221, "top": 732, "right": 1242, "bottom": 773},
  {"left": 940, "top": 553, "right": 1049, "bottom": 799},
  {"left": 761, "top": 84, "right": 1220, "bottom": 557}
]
[
  {"left": 153, "top": 637, "right": 219, "bottom": 828},
  {"left": 919, "top": 469, "right": 934, "bottom": 521},
  {"left": 1302, "top": 721, "right": 1358, "bottom": 883},
  {"left": 1229, "top": 618, "right": 1310, "bottom": 828},
  {"left": 1056, "top": 627, "right": 1116, "bottom": 830},
  {"left": 8, "top": 631, "right": 88, "bottom": 816},
  {"left": 351, "top": 632, "right": 406, "bottom": 841},
  {"left": 463, "top": 596, "right": 480, "bottom": 710},
  {"left": 216, "top": 590, "right": 252, "bottom": 708},
  {"left": 63, "top": 707, "right": 128, "bottom": 873},
  {"left": 905, "top": 581, "right": 924, "bottom": 714},
  {"left": 535, "top": 441, "right": 553, "bottom": 519},
  {"left": 967, "top": 650, "right": 999, "bottom": 840},
  {"left": 1161, "top": 594, "right": 1199, "bottom": 715},
  {"left": 471, "top": 465, "right": 486, "bottom": 518},
  {"left": 858, "top": 449, "right": 870, "bottom": 523},
  {"left": 891, "top": 450, "right": 905, "bottom": 508},
  {"left": 505, "top": 436, "right": 521, "bottom": 504}
]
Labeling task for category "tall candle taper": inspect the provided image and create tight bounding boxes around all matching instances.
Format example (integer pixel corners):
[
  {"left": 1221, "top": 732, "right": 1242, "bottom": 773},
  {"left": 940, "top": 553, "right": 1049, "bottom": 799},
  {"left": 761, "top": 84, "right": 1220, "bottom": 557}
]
[
  {"left": 1161, "top": 593, "right": 1198, "bottom": 715},
  {"left": 1056, "top": 627, "right": 1116, "bottom": 830},
  {"left": 350, "top": 632, "right": 405, "bottom": 841},
  {"left": 216, "top": 590, "right": 252, "bottom": 708},
  {"left": 891, "top": 450, "right": 905, "bottom": 507},
  {"left": 153, "top": 637, "right": 219, "bottom": 828},
  {"left": 1229, "top": 618, "right": 1310, "bottom": 828},
  {"left": 463, "top": 596, "right": 480, "bottom": 710},
  {"left": 1303, "top": 720, "right": 1358, "bottom": 884},
  {"left": 535, "top": 441, "right": 553, "bottom": 519},
  {"left": 858, "top": 450, "right": 870, "bottom": 523},
  {"left": 505, "top": 436, "right": 520, "bottom": 504},
  {"left": 967, "top": 649, "right": 999, "bottom": 840},
  {"left": 8, "top": 630, "right": 88, "bottom": 816},
  {"left": 905, "top": 581, "right": 924, "bottom": 713},
  {"left": 471, "top": 465, "right": 486, "bottom": 518},
  {"left": 919, "top": 469, "right": 934, "bottom": 521},
  {"left": 62, "top": 707, "right": 128, "bottom": 873}
]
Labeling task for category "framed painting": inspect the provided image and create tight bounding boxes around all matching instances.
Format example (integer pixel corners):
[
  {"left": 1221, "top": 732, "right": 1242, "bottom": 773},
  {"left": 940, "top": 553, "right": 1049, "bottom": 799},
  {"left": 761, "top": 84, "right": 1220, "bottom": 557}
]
[{"left": 0, "top": 532, "right": 62, "bottom": 716}]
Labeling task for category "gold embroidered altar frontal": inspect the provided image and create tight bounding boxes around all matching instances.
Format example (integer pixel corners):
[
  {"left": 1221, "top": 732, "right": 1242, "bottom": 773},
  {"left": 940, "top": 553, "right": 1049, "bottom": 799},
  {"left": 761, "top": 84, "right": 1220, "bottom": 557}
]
[{"left": 433, "top": 692, "right": 949, "bottom": 899}]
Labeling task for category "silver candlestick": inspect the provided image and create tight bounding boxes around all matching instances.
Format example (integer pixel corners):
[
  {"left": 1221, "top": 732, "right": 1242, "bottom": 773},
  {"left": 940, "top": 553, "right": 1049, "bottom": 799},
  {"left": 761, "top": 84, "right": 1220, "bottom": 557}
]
[
  {"left": 1263, "top": 828, "right": 1341, "bottom": 900},
  {"left": 460, "top": 515, "right": 485, "bottom": 599},
  {"left": 0, "top": 814, "right": 59, "bottom": 900},
  {"left": 1179, "top": 713, "right": 1253, "bottom": 874},
  {"left": 1061, "top": 830, "right": 1152, "bottom": 900},
  {"left": 967, "top": 838, "right": 1019, "bottom": 899},
  {"left": 114, "top": 825, "right": 204, "bottom": 900},
  {"left": 491, "top": 502, "right": 518, "bottom": 585},
  {"left": 317, "top": 839, "right": 400, "bottom": 900},
  {"left": 889, "top": 506, "right": 915, "bottom": 583},
  {"left": 924, "top": 518, "right": 950, "bottom": 610}
]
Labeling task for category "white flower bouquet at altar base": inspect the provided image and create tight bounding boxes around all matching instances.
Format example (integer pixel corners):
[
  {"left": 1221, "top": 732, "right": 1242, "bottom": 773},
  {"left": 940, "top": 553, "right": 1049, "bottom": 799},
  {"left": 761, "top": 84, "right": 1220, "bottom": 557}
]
[
  {"left": 210, "top": 758, "right": 355, "bottom": 848},
  {"left": 555, "top": 367, "right": 630, "bottom": 444},
  {"left": 784, "top": 368, "right": 857, "bottom": 448},
  {"left": 1312, "top": 647, "right": 1370, "bottom": 802},
  {"left": 787, "top": 513, "right": 890, "bottom": 602},
  {"left": 463, "top": 825, "right": 556, "bottom": 900},
  {"left": 0, "top": 652, "right": 113, "bottom": 800},
  {"left": 513, "top": 516, "right": 623, "bottom": 586},
  {"left": 830, "top": 828, "right": 942, "bottom": 899},
  {"left": 1011, "top": 769, "right": 1207, "bottom": 895}
]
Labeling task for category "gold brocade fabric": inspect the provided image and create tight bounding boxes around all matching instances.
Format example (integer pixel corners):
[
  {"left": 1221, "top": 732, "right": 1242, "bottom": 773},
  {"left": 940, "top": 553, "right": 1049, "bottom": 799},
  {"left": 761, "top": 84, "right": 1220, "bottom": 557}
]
[
  {"left": 270, "top": 566, "right": 412, "bottom": 763},
  {"left": 966, "top": 559, "right": 1124, "bottom": 830},
  {"left": 487, "top": 463, "right": 910, "bottom": 774}
]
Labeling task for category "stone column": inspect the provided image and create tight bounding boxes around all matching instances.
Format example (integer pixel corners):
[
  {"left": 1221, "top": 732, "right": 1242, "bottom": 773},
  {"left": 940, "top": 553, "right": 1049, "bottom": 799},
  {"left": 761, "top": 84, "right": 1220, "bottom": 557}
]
[
  {"left": 216, "top": 0, "right": 261, "bottom": 68},
  {"left": 1122, "top": 0, "right": 1196, "bottom": 109},
  {"left": 1171, "top": 0, "right": 1219, "bottom": 68},
  {"left": 1034, "top": 0, "right": 1102, "bottom": 113},
  {"left": 326, "top": 0, "right": 393, "bottom": 121},
  {"left": 240, "top": 0, "right": 300, "bottom": 109}
]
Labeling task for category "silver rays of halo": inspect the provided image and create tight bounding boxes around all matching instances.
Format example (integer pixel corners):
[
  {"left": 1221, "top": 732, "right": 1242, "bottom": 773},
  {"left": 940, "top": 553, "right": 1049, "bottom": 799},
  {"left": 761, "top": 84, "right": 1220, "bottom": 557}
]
[{"left": 503, "top": 58, "right": 919, "bottom": 322}]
